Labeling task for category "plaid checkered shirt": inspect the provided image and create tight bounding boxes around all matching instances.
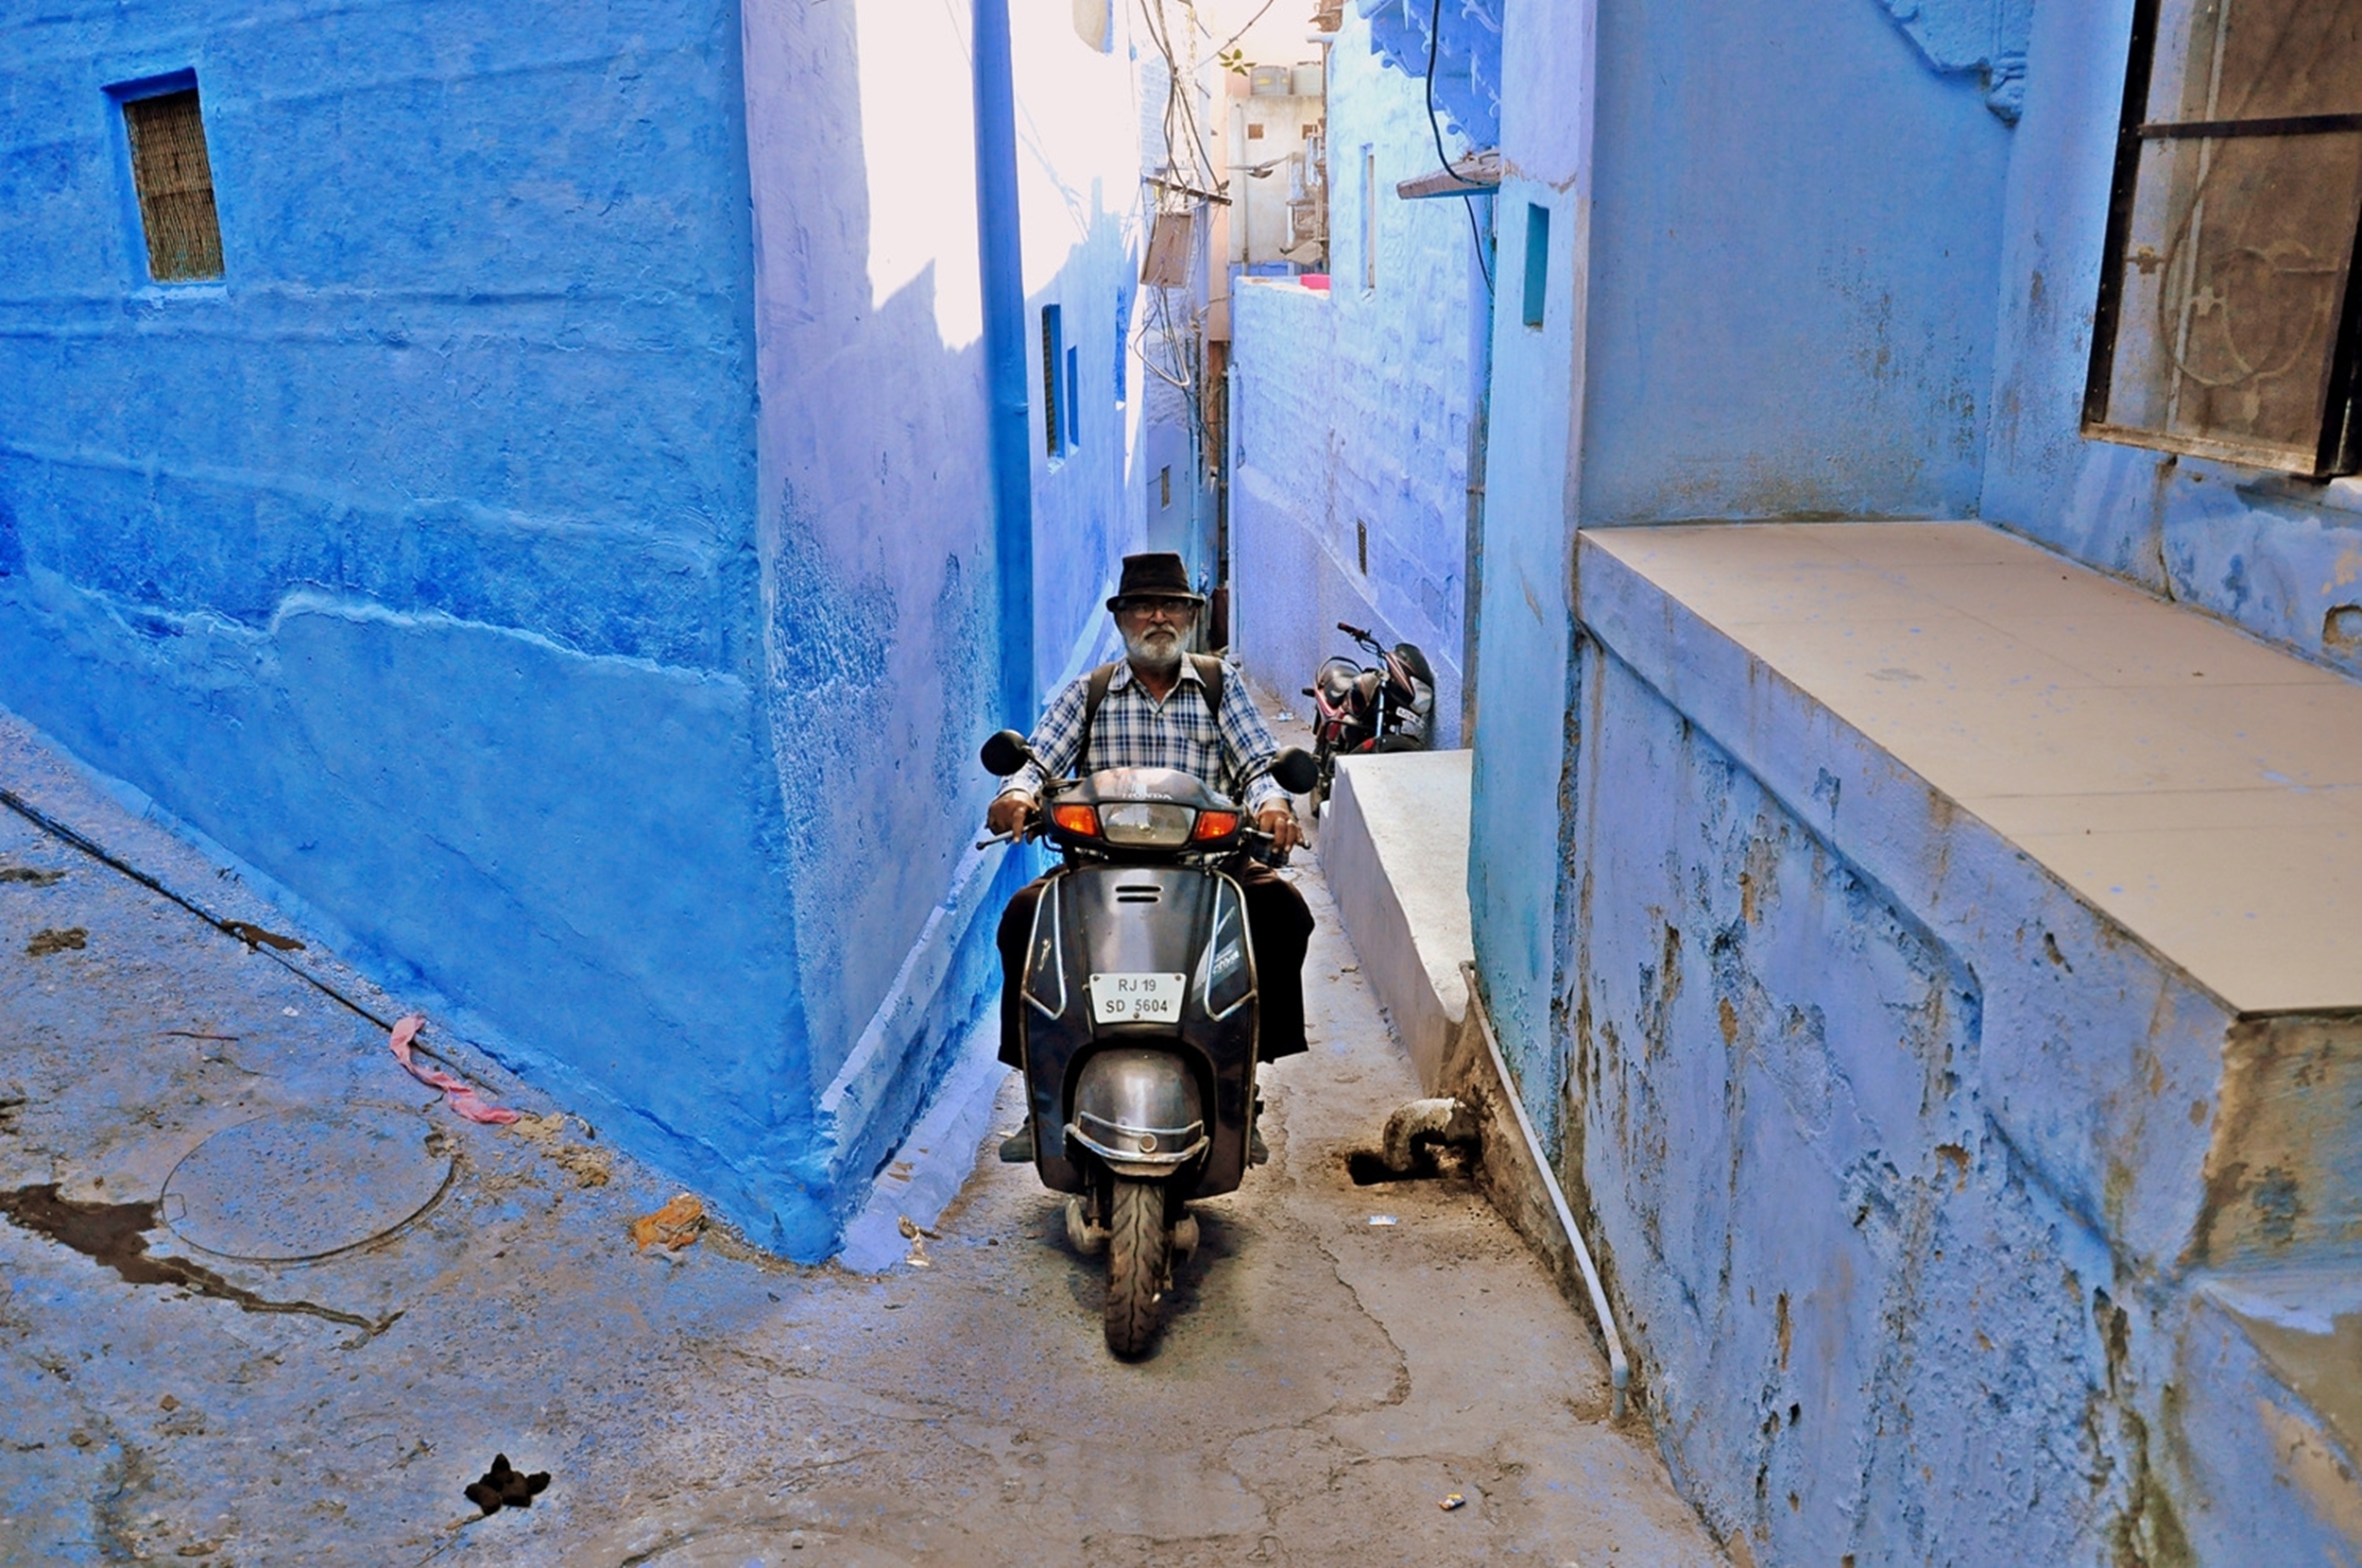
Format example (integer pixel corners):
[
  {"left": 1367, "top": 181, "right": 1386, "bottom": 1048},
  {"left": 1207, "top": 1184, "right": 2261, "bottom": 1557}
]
[{"left": 1002, "top": 658, "right": 1288, "bottom": 812}]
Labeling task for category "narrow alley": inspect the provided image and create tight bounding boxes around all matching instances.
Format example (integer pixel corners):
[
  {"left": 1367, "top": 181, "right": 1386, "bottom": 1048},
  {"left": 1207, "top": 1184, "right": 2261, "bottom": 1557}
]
[
  {"left": 0, "top": 703, "right": 1718, "bottom": 1565},
  {"left": 7, "top": 0, "right": 2360, "bottom": 1560}
]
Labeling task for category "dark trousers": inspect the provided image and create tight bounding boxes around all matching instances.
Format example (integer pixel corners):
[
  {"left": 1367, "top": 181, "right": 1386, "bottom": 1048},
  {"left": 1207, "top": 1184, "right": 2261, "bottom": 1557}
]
[{"left": 996, "top": 862, "right": 1316, "bottom": 1068}]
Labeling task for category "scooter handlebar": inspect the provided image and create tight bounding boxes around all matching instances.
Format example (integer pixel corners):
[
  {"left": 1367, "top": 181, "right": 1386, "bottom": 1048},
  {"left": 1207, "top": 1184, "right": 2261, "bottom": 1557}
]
[{"left": 1241, "top": 824, "right": 1293, "bottom": 868}]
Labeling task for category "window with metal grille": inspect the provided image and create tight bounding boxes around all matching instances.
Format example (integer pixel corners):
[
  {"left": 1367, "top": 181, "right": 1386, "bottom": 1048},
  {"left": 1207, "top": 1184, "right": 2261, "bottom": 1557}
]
[
  {"left": 1042, "top": 304, "right": 1066, "bottom": 458},
  {"left": 2084, "top": 0, "right": 2362, "bottom": 474},
  {"left": 123, "top": 87, "right": 223, "bottom": 283}
]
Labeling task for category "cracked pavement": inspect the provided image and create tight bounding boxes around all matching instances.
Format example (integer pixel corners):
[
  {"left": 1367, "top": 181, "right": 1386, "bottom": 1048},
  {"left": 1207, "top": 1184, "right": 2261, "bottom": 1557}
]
[{"left": 0, "top": 704, "right": 1722, "bottom": 1566}]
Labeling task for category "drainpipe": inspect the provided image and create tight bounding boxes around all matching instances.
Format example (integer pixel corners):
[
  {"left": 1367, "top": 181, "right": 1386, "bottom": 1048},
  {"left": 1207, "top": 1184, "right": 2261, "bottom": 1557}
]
[
  {"left": 1463, "top": 961, "right": 1631, "bottom": 1418},
  {"left": 973, "top": 0, "right": 1035, "bottom": 726}
]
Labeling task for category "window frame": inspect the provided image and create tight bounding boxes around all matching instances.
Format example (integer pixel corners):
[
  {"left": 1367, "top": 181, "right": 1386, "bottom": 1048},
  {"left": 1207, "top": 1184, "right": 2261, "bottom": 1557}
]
[
  {"left": 1041, "top": 303, "right": 1067, "bottom": 461},
  {"left": 107, "top": 69, "right": 226, "bottom": 289},
  {"left": 2082, "top": 0, "right": 2362, "bottom": 476},
  {"left": 1521, "top": 202, "right": 1550, "bottom": 329}
]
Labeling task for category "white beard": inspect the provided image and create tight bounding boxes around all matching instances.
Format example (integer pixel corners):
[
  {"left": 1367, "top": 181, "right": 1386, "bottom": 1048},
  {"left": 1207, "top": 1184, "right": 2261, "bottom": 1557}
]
[{"left": 1123, "top": 625, "right": 1185, "bottom": 674}]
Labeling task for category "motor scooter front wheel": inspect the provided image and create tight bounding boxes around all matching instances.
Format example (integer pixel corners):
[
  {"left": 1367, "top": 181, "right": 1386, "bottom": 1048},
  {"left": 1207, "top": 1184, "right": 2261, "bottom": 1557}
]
[{"left": 1104, "top": 1178, "right": 1170, "bottom": 1359}]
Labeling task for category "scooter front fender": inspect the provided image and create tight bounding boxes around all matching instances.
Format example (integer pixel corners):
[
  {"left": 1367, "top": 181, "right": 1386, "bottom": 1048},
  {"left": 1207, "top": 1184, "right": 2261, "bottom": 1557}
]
[{"left": 1067, "top": 1048, "right": 1207, "bottom": 1177}]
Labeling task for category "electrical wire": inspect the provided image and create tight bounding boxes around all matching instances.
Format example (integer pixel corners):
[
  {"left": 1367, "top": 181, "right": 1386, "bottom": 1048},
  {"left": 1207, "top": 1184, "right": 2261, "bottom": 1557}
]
[
  {"left": 1209, "top": 0, "right": 1277, "bottom": 61},
  {"left": 0, "top": 784, "right": 479, "bottom": 1069},
  {"left": 1425, "top": 0, "right": 1493, "bottom": 295}
]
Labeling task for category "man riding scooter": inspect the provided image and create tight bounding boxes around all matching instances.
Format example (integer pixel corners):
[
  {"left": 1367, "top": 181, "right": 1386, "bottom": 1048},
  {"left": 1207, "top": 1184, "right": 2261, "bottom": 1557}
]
[{"left": 986, "top": 553, "right": 1314, "bottom": 1165}]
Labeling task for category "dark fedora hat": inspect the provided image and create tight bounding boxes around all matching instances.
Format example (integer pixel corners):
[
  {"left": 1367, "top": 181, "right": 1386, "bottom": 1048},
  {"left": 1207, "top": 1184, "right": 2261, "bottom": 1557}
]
[{"left": 1105, "top": 552, "right": 1206, "bottom": 611}]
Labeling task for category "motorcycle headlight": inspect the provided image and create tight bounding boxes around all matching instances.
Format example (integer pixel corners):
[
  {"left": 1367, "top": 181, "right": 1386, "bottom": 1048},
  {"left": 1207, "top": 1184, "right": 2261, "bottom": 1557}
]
[{"left": 1098, "top": 801, "right": 1195, "bottom": 846}]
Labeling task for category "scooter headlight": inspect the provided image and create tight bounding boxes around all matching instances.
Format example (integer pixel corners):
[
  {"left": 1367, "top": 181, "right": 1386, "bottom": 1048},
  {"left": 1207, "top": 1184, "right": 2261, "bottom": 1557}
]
[{"left": 1097, "top": 801, "right": 1195, "bottom": 846}]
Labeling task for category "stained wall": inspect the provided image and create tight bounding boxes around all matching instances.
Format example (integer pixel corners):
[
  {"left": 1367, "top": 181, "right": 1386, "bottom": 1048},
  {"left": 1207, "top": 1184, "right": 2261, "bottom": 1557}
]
[
  {"left": 1461, "top": 0, "right": 2362, "bottom": 1559},
  {"left": 1471, "top": 0, "right": 2014, "bottom": 1076}
]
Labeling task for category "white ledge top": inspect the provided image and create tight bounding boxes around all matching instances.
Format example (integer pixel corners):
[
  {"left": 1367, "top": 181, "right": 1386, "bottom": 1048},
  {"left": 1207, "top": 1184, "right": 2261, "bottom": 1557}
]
[{"left": 1581, "top": 520, "right": 2362, "bottom": 1016}]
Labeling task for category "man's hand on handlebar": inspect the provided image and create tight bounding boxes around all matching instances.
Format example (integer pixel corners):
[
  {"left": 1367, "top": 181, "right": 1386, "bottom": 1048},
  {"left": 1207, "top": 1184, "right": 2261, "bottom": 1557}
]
[
  {"left": 1257, "top": 803, "right": 1303, "bottom": 854},
  {"left": 986, "top": 792, "right": 1037, "bottom": 837}
]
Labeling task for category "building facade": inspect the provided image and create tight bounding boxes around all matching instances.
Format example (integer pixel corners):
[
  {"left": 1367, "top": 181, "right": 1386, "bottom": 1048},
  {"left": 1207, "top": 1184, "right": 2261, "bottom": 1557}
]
[
  {"left": 0, "top": 0, "right": 1150, "bottom": 1258},
  {"left": 1225, "top": 0, "right": 2361, "bottom": 1560},
  {"left": 1462, "top": 0, "right": 2362, "bottom": 1562},
  {"left": 1226, "top": 1, "right": 1496, "bottom": 741}
]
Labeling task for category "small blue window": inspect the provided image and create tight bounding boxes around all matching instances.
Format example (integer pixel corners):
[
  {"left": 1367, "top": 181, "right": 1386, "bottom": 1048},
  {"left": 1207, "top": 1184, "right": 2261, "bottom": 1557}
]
[
  {"left": 1064, "top": 344, "right": 1081, "bottom": 452},
  {"left": 1522, "top": 203, "right": 1549, "bottom": 329}
]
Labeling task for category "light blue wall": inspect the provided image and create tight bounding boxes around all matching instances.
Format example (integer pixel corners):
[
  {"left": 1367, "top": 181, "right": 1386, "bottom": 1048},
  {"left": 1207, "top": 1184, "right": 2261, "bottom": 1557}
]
[
  {"left": 0, "top": 0, "right": 1139, "bottom": 1260},
  {"left": 1562, "top": 537, "right": 2360, "bottom": 1563},
  {"left": 1578, "top": 0, "right": 2010, "bottom": 525},
  {"left": 1228, "top": 11, "right": 1485, "bottom": 742},
  {"left": 1474, "top": 0, "right": 2018, "bottom": 1123},
  {"left": 1463, "top": 0, "right": 2362, "bottom": 1558},
  {"left": 1028, "top": 219, "right": 1146, "bottom": 688},
  {"left": 1463, "top": 6, "right": 1588, "bottom": 1088}
]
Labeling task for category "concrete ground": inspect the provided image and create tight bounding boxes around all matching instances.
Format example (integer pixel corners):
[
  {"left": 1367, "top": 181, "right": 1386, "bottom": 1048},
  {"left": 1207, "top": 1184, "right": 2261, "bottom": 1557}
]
[{"left": 0, "top": 704, "right": 1721, "bottom": 1567}]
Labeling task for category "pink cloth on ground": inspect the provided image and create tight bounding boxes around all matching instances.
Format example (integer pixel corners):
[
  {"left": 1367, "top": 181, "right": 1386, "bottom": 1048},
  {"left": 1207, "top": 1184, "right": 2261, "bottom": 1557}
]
[{"left": 388, "top": 1014, "right": 520, "bottom": 1125}]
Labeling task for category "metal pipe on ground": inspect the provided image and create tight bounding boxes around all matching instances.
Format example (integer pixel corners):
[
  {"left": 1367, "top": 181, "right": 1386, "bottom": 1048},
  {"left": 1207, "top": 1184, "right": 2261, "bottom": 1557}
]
[{"left": 1459, "top": 961, "right": 1631, "bottom": 1419}]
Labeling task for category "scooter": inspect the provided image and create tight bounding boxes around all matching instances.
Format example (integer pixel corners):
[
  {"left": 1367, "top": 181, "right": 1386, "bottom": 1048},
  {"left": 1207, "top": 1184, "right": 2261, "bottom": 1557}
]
[
  {"left": 1303, "top": 622, "right": 1436, "bottom": 808},
  {"left": 979, "top": 729, "right": 1321, "bottom": 1359}
]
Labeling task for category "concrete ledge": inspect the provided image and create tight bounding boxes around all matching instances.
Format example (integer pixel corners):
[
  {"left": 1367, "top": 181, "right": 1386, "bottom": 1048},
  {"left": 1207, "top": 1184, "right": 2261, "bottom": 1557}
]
[
  {"left": 1318, "top": 750, "right": 1472, "bottom": 1091},
  {"left": 1562, "top": 519, "right": 2362, "bottom": 1559}
]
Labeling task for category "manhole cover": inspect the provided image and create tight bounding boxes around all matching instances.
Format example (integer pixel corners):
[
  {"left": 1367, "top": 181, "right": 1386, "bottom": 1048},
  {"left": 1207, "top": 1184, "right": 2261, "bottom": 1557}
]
[{"left": 161, "top": 1107, "right": 453, "bottom": 1262}]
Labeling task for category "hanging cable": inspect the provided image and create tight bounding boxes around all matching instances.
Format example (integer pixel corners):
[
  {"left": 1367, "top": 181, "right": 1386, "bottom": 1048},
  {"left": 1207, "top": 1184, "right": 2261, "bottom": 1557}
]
[
  {"left": 1425, "top": 0, "right": 1492, "bottom": 294},
  {"left": 0, "top": 784, "right": 481, "bottom": 1068}
]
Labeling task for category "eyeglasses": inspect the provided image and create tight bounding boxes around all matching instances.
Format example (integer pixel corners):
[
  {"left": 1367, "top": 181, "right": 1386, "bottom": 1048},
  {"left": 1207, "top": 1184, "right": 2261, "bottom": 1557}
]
[{"left": 1118, "top": 598, "right": 1197, "bottom": 622}]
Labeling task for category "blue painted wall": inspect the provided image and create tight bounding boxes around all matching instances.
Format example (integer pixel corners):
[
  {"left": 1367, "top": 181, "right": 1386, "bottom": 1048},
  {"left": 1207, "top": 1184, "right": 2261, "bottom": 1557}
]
[
  {"left": 1578, "top": 0, "right": 2010, "bottom": 527},
  {"left": 1228, "top": 8, "right": 1487, "bottom": 744},
  {"left": 0, "top": 0, "right": 1143, "bottom": 1258},
  {"left": 1562, "top": 533, "right": 2362, "bottom": 1563},
  {"left": 0, "top": 0, "right": 801, "bottom": 1219},
  {"left": 1463, "top": 8, "right": 1588, "bottom": 1086},
  {"left": 1473, "top": 0, "right": 2015, "bottom": 1117},
  {"left": 1461, "top": 0, "right": 2362, "bottom": 1558},
  {"left": 1008, "top": 1, "right": 1154, "bottom": 690},
  {"left": 1357, "top": 0, "right": 1501, "bottom": 150}
]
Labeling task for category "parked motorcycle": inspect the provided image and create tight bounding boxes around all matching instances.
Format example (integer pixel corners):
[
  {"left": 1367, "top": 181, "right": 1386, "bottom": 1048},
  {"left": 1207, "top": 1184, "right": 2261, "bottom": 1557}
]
[
  {"left": 1303, "top": 622, "right": 1436, "bottom": 808},
  {"left": 979, "top": 729, "right": 1321, "bottom": 1359}
]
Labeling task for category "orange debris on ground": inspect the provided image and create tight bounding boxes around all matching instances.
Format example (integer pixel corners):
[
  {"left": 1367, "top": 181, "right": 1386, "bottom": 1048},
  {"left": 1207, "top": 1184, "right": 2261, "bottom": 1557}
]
[{"left": 628, "top": 1194, "right": 706, "bottom": 1252}]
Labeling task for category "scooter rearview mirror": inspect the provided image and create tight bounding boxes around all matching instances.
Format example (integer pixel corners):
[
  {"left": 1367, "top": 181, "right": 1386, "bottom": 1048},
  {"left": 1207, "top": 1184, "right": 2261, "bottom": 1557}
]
[
  {"left": 981, "top": 729, "right": 1034, "bottom": 777},
  {"left": 1271, "top": 746, "right": 1320, "bottom": 796}
]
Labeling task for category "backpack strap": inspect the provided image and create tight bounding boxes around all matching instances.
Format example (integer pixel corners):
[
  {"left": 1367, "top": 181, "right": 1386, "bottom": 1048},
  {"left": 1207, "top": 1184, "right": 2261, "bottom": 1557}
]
[
  {"left": 1078, "top": 661, "right": 1119, "bottom": 776},
  {"left": 1190, "top": 653, "right": 1225, "bottom": 727}
]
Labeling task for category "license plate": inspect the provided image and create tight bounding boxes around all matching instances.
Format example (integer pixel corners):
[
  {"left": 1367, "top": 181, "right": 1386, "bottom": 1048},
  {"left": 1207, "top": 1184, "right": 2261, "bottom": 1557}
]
[{"left": 1088, "top": 972, "right": 1186, "bottom": 1025}]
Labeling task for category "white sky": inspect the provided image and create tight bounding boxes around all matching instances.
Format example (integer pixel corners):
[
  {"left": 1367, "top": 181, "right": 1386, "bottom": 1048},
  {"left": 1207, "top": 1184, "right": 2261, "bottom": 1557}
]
[
  {"left": 856, "top": 0, "right": 984, "bottom": 349},
  {"left": 1189, "top": 0, "right": 1329, "bottom": 71}
]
